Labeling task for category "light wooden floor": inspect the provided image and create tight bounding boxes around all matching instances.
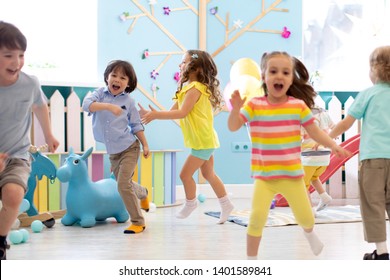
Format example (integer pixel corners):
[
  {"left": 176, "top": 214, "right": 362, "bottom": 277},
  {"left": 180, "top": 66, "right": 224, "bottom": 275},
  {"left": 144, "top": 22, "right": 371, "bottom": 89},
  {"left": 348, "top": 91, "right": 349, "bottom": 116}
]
[{"left": 6, "top": 197, "right": 388, "bottom": 261}]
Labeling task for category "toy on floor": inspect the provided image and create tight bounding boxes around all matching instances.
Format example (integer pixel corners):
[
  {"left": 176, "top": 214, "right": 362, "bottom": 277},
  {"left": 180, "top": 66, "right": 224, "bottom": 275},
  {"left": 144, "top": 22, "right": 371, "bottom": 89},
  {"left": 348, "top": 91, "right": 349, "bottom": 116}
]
[
  {"left": 56, "top": 147, "right": 129, "bottom": 228},
  {"left": 25, "top": 145, "right": 56, "bottom": 216},
  {"left": 9, "top": 230, "right": 23, "bottom": 244},
  {"left": 18, "top": 145, "right": 57, "bottom": 228},
  {"left": 9, "top": 228, "right": 29, "bottom": 245},
  {"left": 197, "top": 193, "right": 206, "bottom": 203},
  {"left": 31, "top": 220, "right": 44, "bottom": 233}
]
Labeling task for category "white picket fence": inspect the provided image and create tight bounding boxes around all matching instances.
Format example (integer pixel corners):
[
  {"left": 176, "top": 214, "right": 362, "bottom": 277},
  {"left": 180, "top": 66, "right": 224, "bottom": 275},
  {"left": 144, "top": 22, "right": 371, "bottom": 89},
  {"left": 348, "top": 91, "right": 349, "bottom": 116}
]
[
  {"left": 33, "top": 89, "right": 95, "bottom": 153},
  {"left": 32, "top": 88, "right": 360, "bottom": 200},
  {"left": 315, "top": 94, "right": 360, "bottom": 199}
]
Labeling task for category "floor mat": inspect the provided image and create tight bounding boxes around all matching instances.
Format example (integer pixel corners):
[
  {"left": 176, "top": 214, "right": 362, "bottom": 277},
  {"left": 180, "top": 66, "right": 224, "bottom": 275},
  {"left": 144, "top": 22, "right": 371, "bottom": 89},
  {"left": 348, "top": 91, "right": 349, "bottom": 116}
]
[{"left": 205, "top": 205, "right": 365, "bottom": 227}]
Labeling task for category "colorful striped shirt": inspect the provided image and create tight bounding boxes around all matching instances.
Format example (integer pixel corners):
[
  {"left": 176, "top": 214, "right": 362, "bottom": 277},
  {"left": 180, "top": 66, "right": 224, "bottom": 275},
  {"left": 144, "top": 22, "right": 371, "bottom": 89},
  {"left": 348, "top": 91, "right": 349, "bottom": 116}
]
[{"left": 240, "top": 96, "right": 314, "bottom": 179}]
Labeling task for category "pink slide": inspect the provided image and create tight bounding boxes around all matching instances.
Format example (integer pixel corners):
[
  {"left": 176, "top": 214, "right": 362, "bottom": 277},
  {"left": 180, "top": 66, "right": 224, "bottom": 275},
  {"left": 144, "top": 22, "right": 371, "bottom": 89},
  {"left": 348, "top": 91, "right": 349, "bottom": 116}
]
[{"left": 275, "top": 134, "right": 361, "bottom": 207}]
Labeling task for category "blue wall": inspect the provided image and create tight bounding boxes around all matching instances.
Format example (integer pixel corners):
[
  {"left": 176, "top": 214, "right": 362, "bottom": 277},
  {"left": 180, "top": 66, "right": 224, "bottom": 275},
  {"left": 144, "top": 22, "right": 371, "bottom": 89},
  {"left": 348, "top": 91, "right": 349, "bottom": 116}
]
[{"left": 97, "top": 0, "right": 303, "bottom": 184}]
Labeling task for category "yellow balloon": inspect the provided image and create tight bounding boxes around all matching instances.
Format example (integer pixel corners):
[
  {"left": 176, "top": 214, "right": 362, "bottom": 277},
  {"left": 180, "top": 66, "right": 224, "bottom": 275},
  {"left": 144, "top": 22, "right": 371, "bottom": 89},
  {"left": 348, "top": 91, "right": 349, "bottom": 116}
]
[
  {"left": 230, "top": 58, "right": 261, "bottom": 83},
  {"left": 233, "top": 74, "right": 264, "bottom": 105}
]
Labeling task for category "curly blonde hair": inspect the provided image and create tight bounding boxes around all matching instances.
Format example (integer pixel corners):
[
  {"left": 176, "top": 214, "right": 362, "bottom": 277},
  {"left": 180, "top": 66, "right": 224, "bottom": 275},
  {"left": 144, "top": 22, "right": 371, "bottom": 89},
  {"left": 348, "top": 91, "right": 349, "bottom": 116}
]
[{"left": 176, "top": 50, "right": 223, "bottom": 110}]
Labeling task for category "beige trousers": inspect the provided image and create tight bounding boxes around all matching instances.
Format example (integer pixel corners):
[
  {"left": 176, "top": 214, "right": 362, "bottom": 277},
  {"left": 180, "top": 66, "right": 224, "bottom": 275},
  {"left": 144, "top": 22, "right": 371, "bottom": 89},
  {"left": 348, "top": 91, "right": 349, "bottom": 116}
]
[
  {"left": 359, "top": 159, "right": 390, "bottom": 242},
  {"left": 109, "top": 140, "right": 145, "bottom": 226}
]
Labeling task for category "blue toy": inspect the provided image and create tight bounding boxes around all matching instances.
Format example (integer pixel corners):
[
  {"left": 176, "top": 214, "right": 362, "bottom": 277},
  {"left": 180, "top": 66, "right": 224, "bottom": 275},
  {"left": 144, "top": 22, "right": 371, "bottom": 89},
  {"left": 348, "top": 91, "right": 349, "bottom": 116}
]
[
  {"left": 31, "top": 220, "right": 44, "bottom": 233},
  {"left": 25, "top": 147, "right": 57, "bottom": 217},
  {"left": 56, "top": 147, "right": 129, "bottom": 228},
  {"left": 15, "top": 146, "right": 57, "bottom": 228},
  {"left": 197, "top": 193, "right": 206, "bottom": 203},
  {"left": 19, "top": 199, "right": 30, "bottom": 213},
  {"left": 9, "top": 230, "right": 23, "bottom": 244},
  {"left": 19, "top": 229, "right": 29, "bottom": 242}
]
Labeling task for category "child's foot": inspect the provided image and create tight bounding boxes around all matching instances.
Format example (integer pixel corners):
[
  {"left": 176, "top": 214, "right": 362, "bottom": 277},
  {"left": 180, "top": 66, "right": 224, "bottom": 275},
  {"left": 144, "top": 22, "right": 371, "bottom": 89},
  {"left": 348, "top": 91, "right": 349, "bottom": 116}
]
[
  {"left": 140, "top": 196, "right": 150, "bottom": 212},
  {"left": 124, "top": 224, "right": 145, "bottom": 234},
  {"left": 218, "top": 201, "right": 234, "bottom": 224},
  {"left": 0, "top": 241, "right": 10, "bottom": 260},
  {"left": 363, "top": 250, "right": 390, "bottom": 260},
  {"left": 176, "top": 199, "right": 197, "bottom": 219},
  {"left": 303, "top": 231, "right": 324, "bottom": 256},
  {"left": 316, "top": 193, "right": 332, "bottom": 212}
]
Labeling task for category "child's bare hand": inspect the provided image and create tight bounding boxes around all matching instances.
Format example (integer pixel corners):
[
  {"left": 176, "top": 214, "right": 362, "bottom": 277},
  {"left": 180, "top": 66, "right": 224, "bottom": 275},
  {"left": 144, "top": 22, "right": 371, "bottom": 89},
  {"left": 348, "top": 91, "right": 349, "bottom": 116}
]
[
  {"left": 138, "top": 103, "right": 149, "bottom": 118},
  {"left": 313, "top": 143, "right": 321, "bottom": 150},
  {"left": 46, "top": 136, "right": 60, "bottom": 153},
  {"left": 142, "top": 145, "right": 150, "bottom": 158},
  {"left": 109, "top": 104, "right": 123, "bottom": 116},
  {"left": 141, "top": 105, "right": 157, "bottom": 125},
  {"left": 230, "top": 90, "right": 246, "bottom": 110},
  {"left": 332, "top": 145, "right": 352, "bottom": 158}
]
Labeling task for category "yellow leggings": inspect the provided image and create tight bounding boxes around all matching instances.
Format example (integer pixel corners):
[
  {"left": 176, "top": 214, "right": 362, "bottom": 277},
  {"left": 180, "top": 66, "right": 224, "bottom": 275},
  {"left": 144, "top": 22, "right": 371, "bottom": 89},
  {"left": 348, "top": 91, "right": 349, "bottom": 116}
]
[{"left": 247, "top": 178, "right": 315, "bottom": 237}]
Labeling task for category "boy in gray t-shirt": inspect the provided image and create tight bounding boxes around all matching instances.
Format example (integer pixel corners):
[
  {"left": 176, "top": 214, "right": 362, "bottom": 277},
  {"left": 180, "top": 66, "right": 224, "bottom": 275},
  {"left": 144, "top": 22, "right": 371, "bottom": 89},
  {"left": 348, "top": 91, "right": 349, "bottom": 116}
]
[{"left": 0, "top": 21, "right": 59, "bottom": 260}]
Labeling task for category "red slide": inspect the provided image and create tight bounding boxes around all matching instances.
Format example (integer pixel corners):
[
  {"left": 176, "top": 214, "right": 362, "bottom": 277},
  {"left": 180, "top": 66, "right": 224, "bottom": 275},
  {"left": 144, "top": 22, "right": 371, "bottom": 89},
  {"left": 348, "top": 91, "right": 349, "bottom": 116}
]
[{"left": 275, "top": 134, "right": 360, "bottom": 207}]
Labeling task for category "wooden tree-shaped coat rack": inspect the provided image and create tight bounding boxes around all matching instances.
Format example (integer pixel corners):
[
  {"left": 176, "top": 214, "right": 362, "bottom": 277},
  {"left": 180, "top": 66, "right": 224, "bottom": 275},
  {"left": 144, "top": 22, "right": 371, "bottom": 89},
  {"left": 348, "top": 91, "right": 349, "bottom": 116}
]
[{"left": 121, "top": 0, "right": 289, "bottom": 125}]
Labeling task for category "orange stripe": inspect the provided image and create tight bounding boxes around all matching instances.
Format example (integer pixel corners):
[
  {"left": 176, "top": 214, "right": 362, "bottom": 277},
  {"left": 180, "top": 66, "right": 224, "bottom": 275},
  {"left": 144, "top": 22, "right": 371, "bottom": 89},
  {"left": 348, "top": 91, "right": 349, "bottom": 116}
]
[
  {"left": 252, "top": 130, "right": 300, "bottom": 138},
  {"left": 252, "top": 159, "right": 301, "bottom": 166}
]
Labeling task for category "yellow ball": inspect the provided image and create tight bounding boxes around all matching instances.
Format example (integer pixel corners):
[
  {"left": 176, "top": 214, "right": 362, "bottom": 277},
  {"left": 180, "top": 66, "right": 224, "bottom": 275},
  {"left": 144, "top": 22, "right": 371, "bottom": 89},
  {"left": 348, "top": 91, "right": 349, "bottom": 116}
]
[
  {"left": 230, "top": 58, "right": 261, "bottom": 83},
  {"left": 233, "top": 74, "right": 264, "bottom": 105}
]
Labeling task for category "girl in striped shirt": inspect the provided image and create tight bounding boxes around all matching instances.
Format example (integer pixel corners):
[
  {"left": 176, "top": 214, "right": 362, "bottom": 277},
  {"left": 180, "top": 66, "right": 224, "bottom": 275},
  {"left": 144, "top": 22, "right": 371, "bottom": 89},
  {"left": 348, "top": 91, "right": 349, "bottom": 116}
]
[{"left": 228, "top": 51, "right": 350, "bottom": 259}]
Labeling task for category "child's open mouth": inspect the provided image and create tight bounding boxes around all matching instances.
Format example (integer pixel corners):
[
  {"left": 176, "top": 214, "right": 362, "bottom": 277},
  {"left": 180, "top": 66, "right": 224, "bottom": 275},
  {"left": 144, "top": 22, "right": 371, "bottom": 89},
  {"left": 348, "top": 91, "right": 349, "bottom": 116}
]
[
  {"left": 274, "top": 83, "right": 283, "bottom": 90},
  {"left": 6, "top": 68, "right": 18, "bottom": 75}
]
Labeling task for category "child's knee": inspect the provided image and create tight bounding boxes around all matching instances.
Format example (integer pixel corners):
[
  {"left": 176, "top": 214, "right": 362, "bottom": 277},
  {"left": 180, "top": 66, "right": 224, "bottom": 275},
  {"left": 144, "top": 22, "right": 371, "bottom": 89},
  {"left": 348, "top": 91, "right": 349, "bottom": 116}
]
[{"left": 2, "top": 187, "right": 24, "bottom": 209}]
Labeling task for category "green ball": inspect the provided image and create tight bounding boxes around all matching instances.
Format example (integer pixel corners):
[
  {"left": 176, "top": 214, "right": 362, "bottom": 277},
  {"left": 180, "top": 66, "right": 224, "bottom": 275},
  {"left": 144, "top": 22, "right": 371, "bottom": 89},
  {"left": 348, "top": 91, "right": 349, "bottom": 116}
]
[
  {"left": 31, "top": 220, "right": 44, "bottom": 233},
  {"left": 9, "top": 230, "right": 23, "bottom": 244}
]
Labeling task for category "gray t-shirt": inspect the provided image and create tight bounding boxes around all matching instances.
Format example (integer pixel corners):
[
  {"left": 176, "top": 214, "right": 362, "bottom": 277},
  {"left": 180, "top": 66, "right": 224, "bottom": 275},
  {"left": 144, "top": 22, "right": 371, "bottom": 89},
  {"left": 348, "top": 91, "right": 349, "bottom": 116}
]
[{"left": 0, "top": 72, "right": 45, "bottom": 159}]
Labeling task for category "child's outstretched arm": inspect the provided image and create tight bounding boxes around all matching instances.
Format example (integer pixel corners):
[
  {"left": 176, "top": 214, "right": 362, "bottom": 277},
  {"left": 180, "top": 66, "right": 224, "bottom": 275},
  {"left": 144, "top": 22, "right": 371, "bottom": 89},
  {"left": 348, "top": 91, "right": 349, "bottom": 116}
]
[
  {"left": 139, "top": 87, "right": 201, "bottom": 124},
  {"left": 228, "top": 90, "right": 246, "bottom": 131},
  {"left": 328, "top": 115, "right": 356, "bottom": 139},
  {"left": 32, "top": 104, "right": 60, "bottom": 152},
  {"left": 305, "top": 123, "right": 351, "bottom": 158},
  {"left": 88, "top": 102, "right": 122, "bottom": 116}
]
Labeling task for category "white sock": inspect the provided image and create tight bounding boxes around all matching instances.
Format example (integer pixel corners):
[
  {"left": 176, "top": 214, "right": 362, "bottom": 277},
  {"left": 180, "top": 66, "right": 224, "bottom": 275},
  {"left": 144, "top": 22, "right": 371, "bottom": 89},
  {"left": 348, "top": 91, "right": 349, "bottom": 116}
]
[
  {"left": 247, "top": 255, "right": 257, "bottom": 260},
  {"left": 218, "top": 195, "right": 234, "bottom": 224},
  {"left": 319, "top": 192, "right": 332, "bottom": 202},
  {"left": 303, "top": 230, "right": 324, "bottom": 256},
  {"left": 176, "top": 198, "right": 198, "bottom": 219},
  {"left": 376, "top": 241, "right": 388, "bottom": 255}
]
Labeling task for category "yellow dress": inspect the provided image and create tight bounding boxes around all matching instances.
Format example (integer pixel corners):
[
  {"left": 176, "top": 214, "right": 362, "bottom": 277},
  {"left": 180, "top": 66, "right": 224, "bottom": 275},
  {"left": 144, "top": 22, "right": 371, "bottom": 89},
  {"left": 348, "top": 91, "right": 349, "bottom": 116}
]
[{"left": 174, "top": 81, "right": 220, "bottom": 149}]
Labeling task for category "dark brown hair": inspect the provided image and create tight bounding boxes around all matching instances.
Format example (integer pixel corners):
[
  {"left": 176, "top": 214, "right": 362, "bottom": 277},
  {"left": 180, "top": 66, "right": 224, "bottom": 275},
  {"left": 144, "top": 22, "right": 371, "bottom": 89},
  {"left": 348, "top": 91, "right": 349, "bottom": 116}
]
[
  {"left": 0, "top": 21, "right": 27, "bottom": 51},
  {"left": 103, "top": 60, "right": 138, "bottom": 93},
  {"left": 260, "top": 51, "right": 316, "bottom": 109}
]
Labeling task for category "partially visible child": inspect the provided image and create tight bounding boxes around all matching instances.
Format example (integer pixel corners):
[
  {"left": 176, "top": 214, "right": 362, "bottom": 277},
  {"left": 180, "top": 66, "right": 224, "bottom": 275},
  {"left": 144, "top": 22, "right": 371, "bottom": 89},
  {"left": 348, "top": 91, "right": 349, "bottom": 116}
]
[
  {"left": 228, "top": 51, "right": 350, "bottom": 259},
  {"left": 82, "top": 60, "right": 150, "bottom": 234},
  {"left": 139, "top": 50, "right": 234, "bottom": 223},
  {"left": 328, "top": 45, "right": 390, "bottom": 260},
  {"left": 0, "top": 21, "right": 59, "bottom": 260},
  {"left": 301, "top": 105, "right": 335, "bottom": 212}
]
